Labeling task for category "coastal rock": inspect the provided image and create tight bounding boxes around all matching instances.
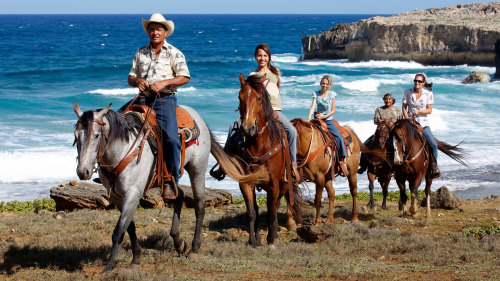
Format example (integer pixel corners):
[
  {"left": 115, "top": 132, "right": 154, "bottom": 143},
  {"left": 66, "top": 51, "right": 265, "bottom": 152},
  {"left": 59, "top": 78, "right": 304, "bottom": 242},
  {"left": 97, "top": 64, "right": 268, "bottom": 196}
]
[
  {"left": 420, "top": 186, "right": 462, "bottom": 210},
  {"left": 496, "top": 39, "right": 500, "bottom": 78},
  {"left": 50, "top": 181, "right": 112, "bottom": 211},
  {"left": 463, "top": 71, "right": 492, "bottom": 83},
  {"left": 296, "top": 224, "right": 338, "bottom": 243},
  {"left": 302, "top": 2, "right": 500, "bottom": 66},
  {"left": 50, "top": 181, "right": 233, "bottom": 211}
]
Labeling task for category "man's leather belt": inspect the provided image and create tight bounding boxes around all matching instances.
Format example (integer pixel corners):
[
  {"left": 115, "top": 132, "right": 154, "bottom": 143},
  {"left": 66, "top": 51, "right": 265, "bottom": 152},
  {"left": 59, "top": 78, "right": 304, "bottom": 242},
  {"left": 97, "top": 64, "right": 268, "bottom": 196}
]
[{"left": 159, "top": 92, "right": 175, "bottom": 97}]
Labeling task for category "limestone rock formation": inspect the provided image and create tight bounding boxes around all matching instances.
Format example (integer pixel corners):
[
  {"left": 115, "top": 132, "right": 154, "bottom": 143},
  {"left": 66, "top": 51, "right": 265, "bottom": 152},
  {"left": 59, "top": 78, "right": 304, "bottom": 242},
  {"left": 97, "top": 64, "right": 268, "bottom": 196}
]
[
  {"left": 420, "top": 186, "right": 462, "bottom": 210},
  {"left": 302, "top": 2, "right": 500, "bottom": 66},
  {"left": 50, "top": 181, "right": 233, "bottom": 211},
  {"left": 463, "top": 71, "right": 492, "bottom": 83}
]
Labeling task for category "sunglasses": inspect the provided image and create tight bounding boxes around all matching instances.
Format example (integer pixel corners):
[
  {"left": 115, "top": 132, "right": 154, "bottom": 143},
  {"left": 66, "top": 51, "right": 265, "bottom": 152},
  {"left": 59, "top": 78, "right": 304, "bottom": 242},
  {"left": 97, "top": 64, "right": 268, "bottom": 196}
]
[{"left": 414, "top": 79, "right": 424, "bottom": 83}]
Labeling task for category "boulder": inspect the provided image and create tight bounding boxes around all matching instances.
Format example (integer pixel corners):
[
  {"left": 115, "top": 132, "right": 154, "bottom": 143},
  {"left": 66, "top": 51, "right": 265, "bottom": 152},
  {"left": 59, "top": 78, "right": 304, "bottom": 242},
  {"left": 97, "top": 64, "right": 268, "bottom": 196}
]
[
  {"left": 50, "top": 181, "right": 233, "bottom": 211},
  {"left": 463, "top": 71, "right": 492, "bottom": 83},
  {"left": 420, "top": 186, "right": 462, "bottom": 209},
  {"left": 302, "top": 2, "right": 500, "bottom": 66},
  {"left": 50, "top": 181, "right": 112, "bottom": 211},
  {"left": 296, "top": 224, "right": 338, "bottom": 243}
]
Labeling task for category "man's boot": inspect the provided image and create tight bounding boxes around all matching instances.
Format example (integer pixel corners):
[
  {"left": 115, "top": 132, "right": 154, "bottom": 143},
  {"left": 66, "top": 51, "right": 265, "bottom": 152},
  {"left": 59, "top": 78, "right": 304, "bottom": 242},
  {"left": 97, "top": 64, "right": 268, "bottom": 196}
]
[
  {"left": 339, "top": 159, "right": 349, "bottom": 177},
  {"left": 291, "top": 162, "right": 300, "bottom": 182},
  {"left": 357, "top": 153, "right": 367, "bottom": 174},
  {"left": 162, "top": 179, "right": 178, "bottom": 201}
]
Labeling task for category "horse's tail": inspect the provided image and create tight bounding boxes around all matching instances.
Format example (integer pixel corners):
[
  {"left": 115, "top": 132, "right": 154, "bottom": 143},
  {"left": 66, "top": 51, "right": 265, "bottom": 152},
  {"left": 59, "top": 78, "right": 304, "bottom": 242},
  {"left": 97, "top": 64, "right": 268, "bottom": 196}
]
[
  {"left": 285, "top": 183, "right": 305, "bottom": 225},
  {"left": 209, "top": 131, "right": 268, "bottom": 185},
  {"left": 347, "top": 126, "right": 387, "bottom": 161},
  {"left": 436, "top": 139, "right": 468, "bottom": 166}
]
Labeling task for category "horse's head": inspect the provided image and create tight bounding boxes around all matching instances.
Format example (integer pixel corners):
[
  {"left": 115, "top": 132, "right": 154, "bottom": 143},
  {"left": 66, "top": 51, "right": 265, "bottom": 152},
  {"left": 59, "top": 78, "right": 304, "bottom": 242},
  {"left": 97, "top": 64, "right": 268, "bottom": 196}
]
[
  {"left": 390, "top": 119, "right": 411, "bottom": 165},
  {"left": 374, "top": 121, "right": 392, "bottom": 149},
  {"left": 238, "top": 73, "right": 269, "bottom": 138},
  {"left": 73, "top": 102, "right": 111, "bottom": 180}
]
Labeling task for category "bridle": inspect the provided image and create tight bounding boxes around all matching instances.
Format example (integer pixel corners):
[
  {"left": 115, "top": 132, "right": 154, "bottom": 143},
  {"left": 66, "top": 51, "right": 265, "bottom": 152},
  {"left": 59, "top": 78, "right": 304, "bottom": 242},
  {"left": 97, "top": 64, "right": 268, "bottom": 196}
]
[{"left": 393, "top": 125, "right": 426, "bottom": 167}]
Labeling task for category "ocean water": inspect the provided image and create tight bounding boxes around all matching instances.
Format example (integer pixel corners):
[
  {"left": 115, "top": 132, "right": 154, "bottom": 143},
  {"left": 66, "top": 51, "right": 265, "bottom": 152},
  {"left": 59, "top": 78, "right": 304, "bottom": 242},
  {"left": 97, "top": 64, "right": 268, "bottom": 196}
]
[{"left": 0, "top": 14, "right": 499, "bottom": 202}]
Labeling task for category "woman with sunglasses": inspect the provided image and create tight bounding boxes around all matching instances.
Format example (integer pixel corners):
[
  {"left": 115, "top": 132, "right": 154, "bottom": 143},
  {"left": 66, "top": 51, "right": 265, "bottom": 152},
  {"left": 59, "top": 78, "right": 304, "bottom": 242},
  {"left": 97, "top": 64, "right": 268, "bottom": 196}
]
[{"left": 402, "top": 73, "right": 441, "bottom": 178}]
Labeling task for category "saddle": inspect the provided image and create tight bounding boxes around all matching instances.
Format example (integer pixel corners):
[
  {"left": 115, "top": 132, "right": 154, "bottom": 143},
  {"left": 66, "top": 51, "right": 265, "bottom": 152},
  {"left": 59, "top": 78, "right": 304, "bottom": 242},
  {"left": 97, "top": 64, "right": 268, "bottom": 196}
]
[
  {"left": 310, "top": 118, "right": 352, "bottom": 177},
  {"left": 124, "top": 105, "right": 200, "bottom": 193}
]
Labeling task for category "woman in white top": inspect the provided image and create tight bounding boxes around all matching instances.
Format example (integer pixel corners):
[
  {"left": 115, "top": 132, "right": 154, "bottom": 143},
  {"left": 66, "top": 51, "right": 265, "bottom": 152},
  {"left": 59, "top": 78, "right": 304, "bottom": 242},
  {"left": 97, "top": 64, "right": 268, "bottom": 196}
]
[{"left": 402, "top": 73, "right": 440, "bottom": 178}]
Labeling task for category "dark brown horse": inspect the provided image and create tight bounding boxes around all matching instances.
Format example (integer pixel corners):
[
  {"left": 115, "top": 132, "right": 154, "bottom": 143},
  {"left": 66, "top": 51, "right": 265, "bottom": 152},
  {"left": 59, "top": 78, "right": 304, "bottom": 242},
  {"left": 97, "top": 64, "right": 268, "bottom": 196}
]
[
  {"left": 365, "top": 121, "right": 394, "bottom": 210},
  {"left": 229, "top": 74, "right": 302, "bottom": 248},
  {"left": 389, "top": 119, "right": 466, "bottom": 219},
  {"left": 291, "top": 118, "right": 386, "bottom": 224}
]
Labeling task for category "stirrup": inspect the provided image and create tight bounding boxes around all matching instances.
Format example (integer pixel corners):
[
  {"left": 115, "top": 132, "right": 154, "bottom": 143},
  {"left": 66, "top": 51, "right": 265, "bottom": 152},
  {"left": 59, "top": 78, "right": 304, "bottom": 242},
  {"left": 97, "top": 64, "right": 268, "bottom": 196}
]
[
  {"left": 209, "top": 163, "right": 226, "bottom": 181},
  {"left": 162, "top": 180, "right": 178, "bottom": 201}
]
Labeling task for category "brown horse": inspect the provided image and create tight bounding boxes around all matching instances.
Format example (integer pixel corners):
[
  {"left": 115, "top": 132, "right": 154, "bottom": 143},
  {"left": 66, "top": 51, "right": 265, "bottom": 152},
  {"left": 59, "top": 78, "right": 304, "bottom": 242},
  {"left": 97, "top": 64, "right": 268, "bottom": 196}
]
[
  {"left": 224, "top": 74, "right": 302, "bottom": 248},
  {"left": 291, "top": 118, "right": 386, "bottom": 224},
  {"left": 389, "top": 119, "right": 466, "bottom": 219},
  {"left": 364, "top": 121, "right": 394, "bottom": 210}
]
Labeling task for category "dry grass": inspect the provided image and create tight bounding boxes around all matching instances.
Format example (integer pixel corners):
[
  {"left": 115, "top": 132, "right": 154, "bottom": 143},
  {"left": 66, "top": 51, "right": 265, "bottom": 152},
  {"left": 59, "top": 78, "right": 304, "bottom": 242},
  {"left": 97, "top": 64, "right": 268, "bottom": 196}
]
[{"left": 1, "top": 197, "right": 499, "bottom": 280}]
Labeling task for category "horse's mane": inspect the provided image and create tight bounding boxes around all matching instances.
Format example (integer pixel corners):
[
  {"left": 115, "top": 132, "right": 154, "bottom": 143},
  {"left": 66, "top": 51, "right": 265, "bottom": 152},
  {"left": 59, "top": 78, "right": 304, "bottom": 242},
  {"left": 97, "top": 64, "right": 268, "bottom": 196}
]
[
  {"left": 394, "top": 119, "right": 420, "bottom": 142},
  {"left": 245, "top": 75, "right": 281, "bottom": 142},
  {"left": 76, "top": 109, "right": 142, "bottom": 143}
]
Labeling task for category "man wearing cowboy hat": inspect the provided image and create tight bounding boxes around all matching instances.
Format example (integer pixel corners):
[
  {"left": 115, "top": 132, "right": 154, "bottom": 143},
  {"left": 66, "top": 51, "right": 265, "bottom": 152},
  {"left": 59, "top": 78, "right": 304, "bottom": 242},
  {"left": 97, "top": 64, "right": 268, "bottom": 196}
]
[{"left": 127, "top": 13, "right": 190, "bottom": 200}]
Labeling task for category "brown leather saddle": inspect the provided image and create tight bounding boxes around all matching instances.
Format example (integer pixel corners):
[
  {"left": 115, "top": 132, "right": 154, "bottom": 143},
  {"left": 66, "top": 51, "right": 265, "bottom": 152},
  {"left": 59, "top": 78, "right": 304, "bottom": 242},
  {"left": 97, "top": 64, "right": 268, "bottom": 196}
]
[
  {"left": 124, "top": 105, "right": 200, "bottom": 192},
  {"left": 310, "top": 118, "right": 352, "bottom": 177}
]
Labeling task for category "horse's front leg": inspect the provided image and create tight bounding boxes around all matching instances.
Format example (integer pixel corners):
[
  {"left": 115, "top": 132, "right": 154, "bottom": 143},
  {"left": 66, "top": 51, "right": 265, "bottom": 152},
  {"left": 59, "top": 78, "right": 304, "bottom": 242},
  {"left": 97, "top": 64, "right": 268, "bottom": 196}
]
[
  {"left": 396, "top": 176, "right": 408, "bottom": 215},
  {"left": 324, "top": 179, "right": 335, "bottom": 224},
  {"left": 187, "top": 169, "right": 207, "bottom": 258},
  {"left": 103, "top": 194, "right": 140, "bottom": 272},
  {"left": 127, "top": 220, "right": 141, "bottom": 265},
  {"left": 266, "top": 183, "right": 281, "bottom": 248},
  {"left": 240, "top": 183, "right": 260, "bottom": 247},
  {"left": 367, "top": 171, "right": 377, "bottom": 210},
  {"left": 170, "top": 188, "right": 187, "bottom": 255},
  {"left": 409, "top": 177, "right": 422, "bottom": 217},
  {"left": 379, "top": 170, "right": 391, "bottom": 210}
]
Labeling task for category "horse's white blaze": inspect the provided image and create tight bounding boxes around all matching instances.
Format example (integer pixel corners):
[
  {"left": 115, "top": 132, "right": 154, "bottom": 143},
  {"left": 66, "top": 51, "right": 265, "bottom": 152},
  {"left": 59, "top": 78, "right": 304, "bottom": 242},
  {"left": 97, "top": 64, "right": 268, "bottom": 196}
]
[{"left": 393, "top": 137, "right": 402, "bottom": 164}]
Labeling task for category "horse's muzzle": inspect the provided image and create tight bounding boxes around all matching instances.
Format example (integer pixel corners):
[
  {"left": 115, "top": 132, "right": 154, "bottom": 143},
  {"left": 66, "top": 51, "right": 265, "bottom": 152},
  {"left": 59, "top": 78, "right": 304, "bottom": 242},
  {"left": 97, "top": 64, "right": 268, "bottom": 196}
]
[
  {"left": 76, "top": 166, "right": 92, "bottom": 180},
  {"left": 242, "top": 120, "right": 258, "bottom": 137}
]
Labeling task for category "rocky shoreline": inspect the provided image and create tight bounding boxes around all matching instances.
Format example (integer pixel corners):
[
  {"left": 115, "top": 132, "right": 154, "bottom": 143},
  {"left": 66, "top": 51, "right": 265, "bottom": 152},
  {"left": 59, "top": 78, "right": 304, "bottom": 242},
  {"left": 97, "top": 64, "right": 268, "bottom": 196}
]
[{"left": 302, "top": 2, "right": 500, "bottom": 67}]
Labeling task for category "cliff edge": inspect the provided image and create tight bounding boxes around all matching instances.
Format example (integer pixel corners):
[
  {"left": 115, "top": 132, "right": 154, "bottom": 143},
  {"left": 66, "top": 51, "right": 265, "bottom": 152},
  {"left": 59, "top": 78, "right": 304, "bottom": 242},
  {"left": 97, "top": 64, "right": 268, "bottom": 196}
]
[{"left": 302, "top": 2, "right": 500, "bottom": 66}]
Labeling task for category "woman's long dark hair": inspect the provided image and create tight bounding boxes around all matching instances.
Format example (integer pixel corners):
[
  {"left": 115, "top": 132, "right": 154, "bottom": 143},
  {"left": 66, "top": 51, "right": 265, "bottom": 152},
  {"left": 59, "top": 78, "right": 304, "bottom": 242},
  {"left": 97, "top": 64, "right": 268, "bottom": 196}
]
[
  {"left": 415, "top": 73, "right": 433, "bottom": 91},
  {"left": 254, "top": 43, "right": 280, "bottom": 77}
]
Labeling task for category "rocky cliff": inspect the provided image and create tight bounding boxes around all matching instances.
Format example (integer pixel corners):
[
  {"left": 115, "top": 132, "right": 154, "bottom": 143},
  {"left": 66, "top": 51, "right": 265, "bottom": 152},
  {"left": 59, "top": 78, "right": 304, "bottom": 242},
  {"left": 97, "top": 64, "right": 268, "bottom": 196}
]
[{"left": 302, "top": 2, "right": 500, "bottom": 66}]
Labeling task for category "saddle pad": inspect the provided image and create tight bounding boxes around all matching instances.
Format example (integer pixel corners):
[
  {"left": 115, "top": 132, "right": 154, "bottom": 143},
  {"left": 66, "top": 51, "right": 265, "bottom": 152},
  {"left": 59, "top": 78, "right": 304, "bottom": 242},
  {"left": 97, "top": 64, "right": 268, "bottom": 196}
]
[
  {"left": 126, "top": 105, "right": 200, "bottom": 143},
  {"left": 311, "top": 118, "right": 352, "bottom": 147}
]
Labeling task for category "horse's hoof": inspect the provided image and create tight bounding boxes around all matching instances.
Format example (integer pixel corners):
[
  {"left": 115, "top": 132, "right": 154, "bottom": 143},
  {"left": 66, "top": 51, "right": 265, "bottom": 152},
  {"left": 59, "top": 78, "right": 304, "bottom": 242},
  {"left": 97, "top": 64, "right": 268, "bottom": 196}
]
[
  {"left": 325, "top": 218, "right": 334, "bottom": 224},
  {"left": 188, "top": 252, "right": 199, "bottom": 259},
  {"left": 101, "top": 263, "right": 115, "bottom": 273},
  {"left": 268, "top": 244, "right": 276, "bottom": 250},
  {"left": 286, "top": 224, "right": 297, "bottom": 232},
  {"left": 175, "top": 240, "right": 187, "bottom": 255}
]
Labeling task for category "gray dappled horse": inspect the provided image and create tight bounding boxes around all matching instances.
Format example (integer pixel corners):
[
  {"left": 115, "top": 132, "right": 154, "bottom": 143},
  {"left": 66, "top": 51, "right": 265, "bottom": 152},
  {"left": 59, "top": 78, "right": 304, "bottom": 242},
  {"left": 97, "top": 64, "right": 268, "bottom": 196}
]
[{"left": 73, "top": 102, "right": 264, "bottom": 271}]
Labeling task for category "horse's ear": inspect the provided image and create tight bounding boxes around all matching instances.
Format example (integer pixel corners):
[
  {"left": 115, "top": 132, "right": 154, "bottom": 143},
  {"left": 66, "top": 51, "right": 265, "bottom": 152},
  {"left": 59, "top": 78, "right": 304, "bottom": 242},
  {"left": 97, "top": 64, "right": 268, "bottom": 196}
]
[
  {"left": 239, "top": 73, "right": 245, "bottom": 86},
  {"left": 260, "top": 73, "right": 267, "bottom": 83},
  {"left": 73, "top": 102, "right": 83, "bottom": 118},
  {"left": 96, "top": 103, "right": 112, "bottom": 120}
]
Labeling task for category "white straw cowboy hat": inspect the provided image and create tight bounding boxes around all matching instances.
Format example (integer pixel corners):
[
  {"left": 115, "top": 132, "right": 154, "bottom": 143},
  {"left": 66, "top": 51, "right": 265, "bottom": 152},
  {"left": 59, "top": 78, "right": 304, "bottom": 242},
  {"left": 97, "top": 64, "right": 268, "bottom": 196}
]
[{"left": 142, "top": 13, "right": 175, "bottom": 37}]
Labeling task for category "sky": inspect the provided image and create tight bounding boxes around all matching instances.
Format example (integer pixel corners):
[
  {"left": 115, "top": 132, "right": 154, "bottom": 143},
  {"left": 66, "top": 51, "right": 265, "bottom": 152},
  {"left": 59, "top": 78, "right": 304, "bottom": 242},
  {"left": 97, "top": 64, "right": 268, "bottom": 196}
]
[{"left": 0, "top": 0, "right": 490, "bottom": 14}]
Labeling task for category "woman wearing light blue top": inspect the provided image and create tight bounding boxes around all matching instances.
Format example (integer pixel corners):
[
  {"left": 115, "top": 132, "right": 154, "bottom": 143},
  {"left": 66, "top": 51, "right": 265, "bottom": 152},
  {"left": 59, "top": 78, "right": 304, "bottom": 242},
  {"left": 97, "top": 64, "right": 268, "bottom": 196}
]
[{"left": 307, "top": 75, "right": 348, "bottom": 174}]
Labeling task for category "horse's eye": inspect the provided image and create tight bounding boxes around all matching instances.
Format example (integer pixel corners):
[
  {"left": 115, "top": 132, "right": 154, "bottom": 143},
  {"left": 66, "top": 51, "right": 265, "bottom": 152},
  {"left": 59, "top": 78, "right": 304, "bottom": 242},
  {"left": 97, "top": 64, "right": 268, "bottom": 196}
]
[
  {"left": 257, "top": 97, "right": 262, "bottom": 102},
  {"left": 94, "top": 134, "right": 100, "bottom": 139}
]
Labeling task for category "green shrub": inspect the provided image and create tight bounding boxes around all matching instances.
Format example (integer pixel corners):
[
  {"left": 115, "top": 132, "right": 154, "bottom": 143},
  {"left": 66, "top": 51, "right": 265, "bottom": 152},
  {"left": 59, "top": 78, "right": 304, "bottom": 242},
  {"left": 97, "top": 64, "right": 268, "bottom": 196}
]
[
  {"left": 462, "top": 225, "right": 500, "bottom": 238},
  {"left": 0, "top": 198, "right": 56, "bottom": 213},
  {"left": 335, "top": 190, "right": 426, "bottom": 201}
]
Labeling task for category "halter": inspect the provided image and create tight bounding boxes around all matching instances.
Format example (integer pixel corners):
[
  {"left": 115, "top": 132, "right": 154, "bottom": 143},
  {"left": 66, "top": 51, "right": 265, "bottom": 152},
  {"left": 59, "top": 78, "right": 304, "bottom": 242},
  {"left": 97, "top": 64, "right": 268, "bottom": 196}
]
[{"left": 396, "top": 125, "right": 427, "bottom": 167}]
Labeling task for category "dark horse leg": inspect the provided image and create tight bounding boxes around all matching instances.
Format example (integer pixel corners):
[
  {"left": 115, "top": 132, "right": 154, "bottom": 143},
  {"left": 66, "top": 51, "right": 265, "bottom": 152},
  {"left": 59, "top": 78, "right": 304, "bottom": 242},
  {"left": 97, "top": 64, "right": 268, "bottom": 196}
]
[
  {"left": 103, "top": 195, "right": 140, "bottom": 272},
  {"left": 396, "top": 176, "right": 408, "bottom": 215},
  {"left": 240, "top": 183, "right": 261, "bottom": 247},
  {"left": 378, "top": 171, "right": 391, "bottom": 210},
  {"left": 187, "top": 170, "right": 206, "bottom": 258},
  {"left": 367, "top": 170, "right": 377, "bottom": 210},
  {"left": 266, "top": 183, "right": 281, "bottom": 247},
  {"left": 170, "top": 188, "right": 187, "bottom": 255}
]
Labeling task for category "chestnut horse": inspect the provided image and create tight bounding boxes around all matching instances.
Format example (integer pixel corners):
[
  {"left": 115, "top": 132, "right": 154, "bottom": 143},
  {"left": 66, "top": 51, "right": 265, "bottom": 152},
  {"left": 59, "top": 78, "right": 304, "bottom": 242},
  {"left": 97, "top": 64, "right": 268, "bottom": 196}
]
[
  {"left": 291, "top": 118, "right": 386, "bottom": 224},
  {"left": 364, "top": 121, "right": 394, "bottom": 210},
  {"left": 389, "top": 119, "right": 466, "bottom": 219},
  {"left": 228, "top": 74, "right": 302, "bottom": 248}
]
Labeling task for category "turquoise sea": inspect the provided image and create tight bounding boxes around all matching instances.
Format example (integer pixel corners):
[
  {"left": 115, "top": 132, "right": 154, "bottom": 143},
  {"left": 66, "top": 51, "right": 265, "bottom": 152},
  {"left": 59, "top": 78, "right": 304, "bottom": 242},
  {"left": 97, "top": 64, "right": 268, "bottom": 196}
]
[{"left": 0, "top": 14, "right": 499, "bottom": 202}]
